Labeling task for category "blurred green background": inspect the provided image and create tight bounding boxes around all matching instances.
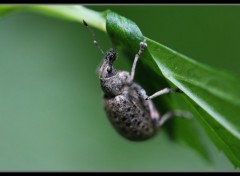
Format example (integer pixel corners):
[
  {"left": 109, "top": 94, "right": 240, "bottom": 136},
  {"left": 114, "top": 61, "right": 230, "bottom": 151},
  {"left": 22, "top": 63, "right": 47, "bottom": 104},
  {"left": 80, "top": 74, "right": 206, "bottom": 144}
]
[{"left": 0, "top": 5, "right": 239, "bottom": 171}]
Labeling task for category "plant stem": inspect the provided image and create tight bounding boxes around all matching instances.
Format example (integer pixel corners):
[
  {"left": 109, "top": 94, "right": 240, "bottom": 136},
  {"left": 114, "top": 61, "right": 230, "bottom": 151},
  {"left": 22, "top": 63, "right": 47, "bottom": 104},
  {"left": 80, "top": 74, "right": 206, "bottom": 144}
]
[{"left": 0, "top": 5, "right": 106, "bottom": 32}]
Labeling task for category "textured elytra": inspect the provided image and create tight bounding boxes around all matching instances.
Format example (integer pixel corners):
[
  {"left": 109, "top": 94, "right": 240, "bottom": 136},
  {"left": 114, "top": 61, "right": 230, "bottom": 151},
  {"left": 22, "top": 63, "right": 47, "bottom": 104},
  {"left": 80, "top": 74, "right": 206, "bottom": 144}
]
[{"left": 103, "top": 80, "right": 158, "bottom": 141}]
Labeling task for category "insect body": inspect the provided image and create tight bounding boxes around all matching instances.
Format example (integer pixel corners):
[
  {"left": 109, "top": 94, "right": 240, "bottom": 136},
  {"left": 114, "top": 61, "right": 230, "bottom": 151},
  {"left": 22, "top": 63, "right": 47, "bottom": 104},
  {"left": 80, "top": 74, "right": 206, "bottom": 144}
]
[{"left": 83, "top": 20, "right": 192, "bottom": 141}]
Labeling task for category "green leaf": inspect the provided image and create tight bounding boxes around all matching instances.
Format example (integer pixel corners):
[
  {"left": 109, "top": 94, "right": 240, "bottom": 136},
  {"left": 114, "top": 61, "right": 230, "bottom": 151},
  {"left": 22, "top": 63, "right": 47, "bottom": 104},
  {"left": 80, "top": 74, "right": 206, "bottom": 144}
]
[
  {"left": 147, "top": 39, "right": 240, "bottom": 167},
  {"left": 169, "top": 94, "right": 212, "bottom": 163},
  {"left": 106, "top": 11, "right": 211, "bottom": 163},
  {"left": 106, "top": 10, "right": 240, "bottom": 167}
]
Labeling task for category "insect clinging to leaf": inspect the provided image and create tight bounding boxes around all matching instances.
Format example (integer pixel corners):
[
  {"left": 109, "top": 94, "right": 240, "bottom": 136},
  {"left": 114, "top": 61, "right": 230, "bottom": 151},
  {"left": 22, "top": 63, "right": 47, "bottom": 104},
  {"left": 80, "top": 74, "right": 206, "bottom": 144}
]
[{"left": 83, "top": 20, "right": 192, "bottom": 141}]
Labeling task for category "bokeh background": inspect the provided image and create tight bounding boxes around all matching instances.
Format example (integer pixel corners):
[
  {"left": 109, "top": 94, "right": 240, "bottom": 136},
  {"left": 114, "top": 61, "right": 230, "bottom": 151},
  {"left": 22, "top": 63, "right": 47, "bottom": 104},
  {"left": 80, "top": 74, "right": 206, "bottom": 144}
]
[{"left": 0, "top": 5, "right": 239, "bottom": 171}]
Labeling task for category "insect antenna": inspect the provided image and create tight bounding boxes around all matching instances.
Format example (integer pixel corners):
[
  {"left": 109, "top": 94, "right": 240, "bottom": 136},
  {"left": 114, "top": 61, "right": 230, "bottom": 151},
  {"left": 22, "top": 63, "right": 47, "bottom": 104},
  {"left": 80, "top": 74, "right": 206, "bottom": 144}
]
[
  {"left": 83, "top": 20, "right": 105, "bottom": 55},
  {"left": 111, "top": 39, "right": 116, "bottom": 51}
]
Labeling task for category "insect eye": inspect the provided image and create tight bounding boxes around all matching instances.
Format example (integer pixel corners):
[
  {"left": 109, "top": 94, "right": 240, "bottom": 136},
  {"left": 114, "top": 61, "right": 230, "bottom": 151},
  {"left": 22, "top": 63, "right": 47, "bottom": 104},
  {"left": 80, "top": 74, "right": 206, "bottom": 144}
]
[{"left": 107, "top": 67, "right": 112, "bottom": 73}]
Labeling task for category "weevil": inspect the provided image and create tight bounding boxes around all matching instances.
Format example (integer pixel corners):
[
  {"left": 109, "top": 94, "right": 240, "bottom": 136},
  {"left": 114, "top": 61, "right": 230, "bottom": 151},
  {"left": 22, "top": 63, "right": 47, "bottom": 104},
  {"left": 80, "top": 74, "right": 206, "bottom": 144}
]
[{"left": 83, "top": 20, "right": 192, "bottom": 141}]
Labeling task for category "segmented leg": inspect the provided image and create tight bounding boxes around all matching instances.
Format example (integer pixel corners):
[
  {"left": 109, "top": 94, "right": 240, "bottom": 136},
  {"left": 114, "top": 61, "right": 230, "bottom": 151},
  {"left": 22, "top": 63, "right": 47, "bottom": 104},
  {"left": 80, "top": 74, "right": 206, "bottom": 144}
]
[
  {"left": 157, "top": 110, "right": 192, "bottom": 127},
  {"left": 128, "top": 39, "right": 147, "bottom": 83},
  {"left": 145, "top": 88, "right": 182, "bottom": 100}
]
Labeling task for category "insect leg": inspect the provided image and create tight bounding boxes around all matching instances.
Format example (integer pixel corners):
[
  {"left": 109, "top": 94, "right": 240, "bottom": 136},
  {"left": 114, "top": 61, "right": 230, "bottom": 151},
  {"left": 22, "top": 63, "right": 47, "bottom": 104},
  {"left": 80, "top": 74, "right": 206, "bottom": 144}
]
[
  {"left": 157, "top": 110, "right": 192, "bottom": 127},
  {"left": 145, "top": 88, "right": 182, "bottom": 100},
  {"left": 130, "top": 39, "right": 147, "bottom": 81}
]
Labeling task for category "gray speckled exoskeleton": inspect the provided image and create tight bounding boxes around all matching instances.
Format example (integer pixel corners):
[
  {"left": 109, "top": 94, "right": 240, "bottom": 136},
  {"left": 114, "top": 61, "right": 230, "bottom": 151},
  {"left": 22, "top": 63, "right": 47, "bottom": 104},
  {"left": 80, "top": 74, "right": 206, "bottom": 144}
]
[{"left": 83, "top": 20, "right": 192, "bottom": 141}]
